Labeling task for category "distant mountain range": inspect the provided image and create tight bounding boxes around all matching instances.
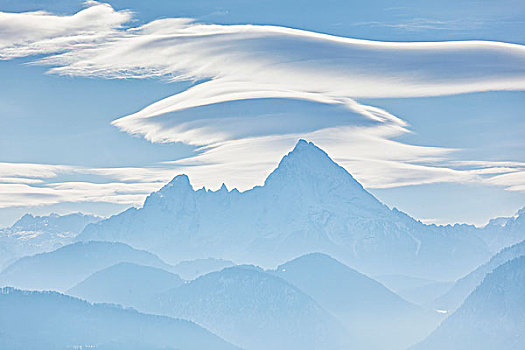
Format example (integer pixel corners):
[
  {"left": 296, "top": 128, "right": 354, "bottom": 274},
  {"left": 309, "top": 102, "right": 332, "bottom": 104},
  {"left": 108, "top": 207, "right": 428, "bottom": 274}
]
[
  {"left": 413, "top": 256, "right": 525, "bottom": 350},
  {"left": 1, "top": 140, "right": 524, "bottom": 350},
  {"left": 0, "top": 213, "right": 101, "bottom": 268},
  {"left": 477, "top": 208, "right": 525, "bottom": 253},
  {"left": 0, "top": 241, "right": 171, "bottom": 291},
  {"left": 77, "top": 140, "right": 519, "bottom": 280},
  {"left": 0, "top": 287, "right": 239, "bottom": 350}
]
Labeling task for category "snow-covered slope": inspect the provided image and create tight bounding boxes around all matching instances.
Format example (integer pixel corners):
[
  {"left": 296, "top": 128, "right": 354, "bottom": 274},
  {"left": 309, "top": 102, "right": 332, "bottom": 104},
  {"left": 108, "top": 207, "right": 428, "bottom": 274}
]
[
  {"left": 78, "top": 140, "right": 491, "bottom": 280},
  {"left": 433, "top": 239, "right": 525, "bottom": 312},
  {"left": 0, "top": 241, "right": 171, "bottom": 291},
  {"left": 0, "top": 287, "right": 239, "bottom": 350},
  {"left": 477, "top": 207, "right": 525, "bottom": 253},
  {"left": 0, "top": 212, "right": 101, "bottom": 269},
  {"left": 271, "top": 253, "right": 442, "bottom": 350},
  {"left": 68, "top": 262, "right": 183, "bottom": 308},
  {"left": 8, "top": 212, "right": 101, "bottom": 235},
  {"left": 413, "top": 256, "right": 525, "bottom": 350},
  {"left": 146, "top": 265, "right": 348, "bottom": 350}
]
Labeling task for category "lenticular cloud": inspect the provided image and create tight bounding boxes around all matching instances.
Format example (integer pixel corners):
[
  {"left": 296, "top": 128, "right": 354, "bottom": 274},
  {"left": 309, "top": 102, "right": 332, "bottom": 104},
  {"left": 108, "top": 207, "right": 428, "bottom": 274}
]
[
  {"left": 1, "top": 2, "right": 525, "bottom": 192},
  {"left": 2, "top": 3, "right": 524, "bottom": 141},
  {"left": 34, "top": 10, "right": 525, "bottom": 149},
  {"left": 38, "top": 15, "right": 525, "bottom": 137}
]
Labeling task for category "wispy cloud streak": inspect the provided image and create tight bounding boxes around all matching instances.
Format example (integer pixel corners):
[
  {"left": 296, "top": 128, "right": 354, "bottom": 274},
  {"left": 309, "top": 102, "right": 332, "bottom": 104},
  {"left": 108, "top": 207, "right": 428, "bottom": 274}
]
[{"left": 0, "top": 162, "right": 179, "bottom": 208}]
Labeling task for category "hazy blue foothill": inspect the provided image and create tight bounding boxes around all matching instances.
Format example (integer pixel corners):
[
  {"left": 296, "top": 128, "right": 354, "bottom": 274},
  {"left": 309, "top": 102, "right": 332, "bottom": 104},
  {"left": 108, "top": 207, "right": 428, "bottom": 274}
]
[
  {"left": 65, "top": 252, "right": 442, "bottom": 350},
  {"left": 433, "top": 238, "right": 525, "bottom": 312},
  {"left": 413, "top": 256, "right": 525, "bottom": 350},
  {"left": 146, "top": 265, "right": 349, "bottom": 350},
  {"left": 68, "top": 262, "right": 184, "bottom": 308},
  {"left": 271, "top": 253, "right": 443, "bottom": 349},
  {"left": 0, "top": 287, "right": 239, "bottom": 350},
  {"left": 0, "top": 241, "right": 172, "bottom": 291}
]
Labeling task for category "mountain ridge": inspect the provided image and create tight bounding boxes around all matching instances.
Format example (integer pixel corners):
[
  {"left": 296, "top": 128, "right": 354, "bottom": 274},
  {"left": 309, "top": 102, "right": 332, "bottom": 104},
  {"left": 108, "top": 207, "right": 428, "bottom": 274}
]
[{"left": 77, "top": 140, "right": 491, "bottom": 279}]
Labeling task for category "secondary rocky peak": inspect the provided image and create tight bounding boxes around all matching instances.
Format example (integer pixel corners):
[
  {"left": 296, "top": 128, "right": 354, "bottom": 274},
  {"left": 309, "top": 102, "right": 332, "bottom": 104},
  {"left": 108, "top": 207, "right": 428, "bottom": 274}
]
[
  {"left": 165, "top": 174, "right": 192, "bottom": 188},
  {"left": 217, "top": 183, "right": 228, "bottom": 193},
  {"left": 156, "top": 174, "right": 194, "bottom": 195},
  {"left": 143, "top": 174, "right": 195, "bottom": 209},
  {"left": 12, "top": 213, "right": 36, "bottom": 226}
]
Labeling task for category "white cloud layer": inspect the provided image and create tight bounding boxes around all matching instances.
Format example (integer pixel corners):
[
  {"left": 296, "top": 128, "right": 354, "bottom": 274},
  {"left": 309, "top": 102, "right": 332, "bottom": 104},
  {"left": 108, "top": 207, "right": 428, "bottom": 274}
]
[
  {"left": 0, "top": 2, "right": 131, "bottom": 59},
  {"left": 0, "top": 2, "right": 524, "bottom": 211}
]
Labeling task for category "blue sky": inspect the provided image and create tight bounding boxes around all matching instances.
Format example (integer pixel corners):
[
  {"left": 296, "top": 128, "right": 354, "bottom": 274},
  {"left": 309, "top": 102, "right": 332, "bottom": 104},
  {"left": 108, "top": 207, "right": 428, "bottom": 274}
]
[{"left": 0, "top": 0, "right": 524, "bottom": 226}]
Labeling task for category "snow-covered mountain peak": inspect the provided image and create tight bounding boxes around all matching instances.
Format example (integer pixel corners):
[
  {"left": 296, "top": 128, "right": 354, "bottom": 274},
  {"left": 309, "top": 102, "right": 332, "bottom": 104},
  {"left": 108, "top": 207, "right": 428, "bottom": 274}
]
[
  {"left": 264, "top": 139, "right": 362, "bottom": 189},
  {"left": 275, "top": 139, "right": 337, "bottom": 171},
  {"left": 77, "top": 140, "right": 492, "bottom": 279},
  {"left": 146, "top": 139, "right": 366, "bottom": 206},
  {"left": 9, "top": 212, "right": 99, "bottom": 230}
]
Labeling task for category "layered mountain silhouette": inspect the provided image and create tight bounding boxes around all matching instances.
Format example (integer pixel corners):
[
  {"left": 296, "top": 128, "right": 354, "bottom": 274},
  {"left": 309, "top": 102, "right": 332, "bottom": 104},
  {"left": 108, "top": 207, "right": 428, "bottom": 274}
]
[
  {"left": 272, "top": 253, "right": 416, "bottom": 317},
  {"left": 145, "top": 265, "right": 348, "bottom": 350},
  {"left": 68, "top": 262, "right": 183, "bottom": 308},
  {"left": 78, "top": 140, "right": 491, "bottom": 279},
  {"left": 1, "top": 140, "right": 522, "bottom": 350},
  {"left": 434, "top": 238, "right": 525, "bottom": 312},
  {"left": 0, "top": 287, "right": 239, "bottom": 350},
  {"left": 414, "top": 256, "right": 525, "bottom": 350},
  {"left": 62, "top": 252, "right": 444, "bottom": 350},
  {"left": 0, "top": 241, "right": 171, "bottom": 291},
  {"left": 271, "top": 253, "right": 442, "bottom": 349}
]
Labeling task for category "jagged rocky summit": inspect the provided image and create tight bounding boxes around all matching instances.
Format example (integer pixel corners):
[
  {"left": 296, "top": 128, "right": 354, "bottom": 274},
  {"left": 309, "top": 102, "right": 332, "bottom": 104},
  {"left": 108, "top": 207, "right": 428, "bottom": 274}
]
[{"left": 78, "top": 140, "right": 491, "bottom": 279}]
